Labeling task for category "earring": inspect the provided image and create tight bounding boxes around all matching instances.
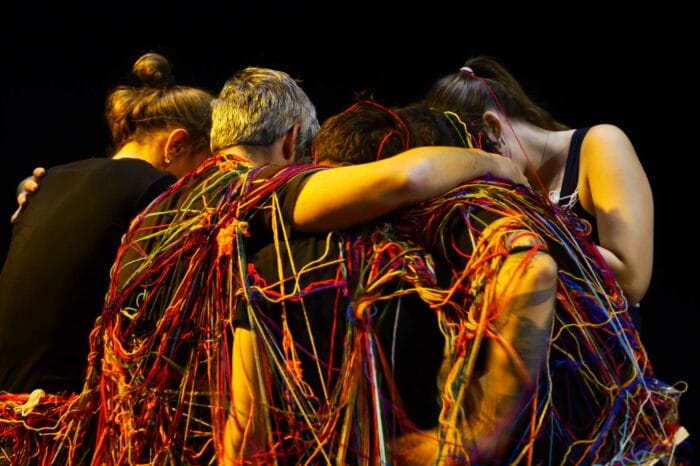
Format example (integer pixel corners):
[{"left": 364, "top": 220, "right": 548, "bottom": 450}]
[
  {"left": 498, "top": 136, "right": 505, "bottom": 146},
  {"left": 164, "top": 155, "right": 173, "bottom": 165}
]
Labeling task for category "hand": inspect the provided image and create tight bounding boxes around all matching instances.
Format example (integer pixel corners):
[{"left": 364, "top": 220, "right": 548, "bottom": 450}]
[
  {"left": 487, "top": 152, "right": 530, "bottom": 188},
  {"left": 11, "top": 167, "right": 45, "bottom": 223}
]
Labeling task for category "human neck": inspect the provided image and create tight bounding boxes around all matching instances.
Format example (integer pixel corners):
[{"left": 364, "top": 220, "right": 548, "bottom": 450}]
[
  {"left": 218, "top": 145, "right": 259, "bottom": 164},
  {"left": 221, "top": 139, "right": 288, "bottom": 167},
  {"left": 531, "top": 129, "right": 570, "bottom": 195},
  {"left": 112, "top": 141, "right": 155, "bottom": 163}
]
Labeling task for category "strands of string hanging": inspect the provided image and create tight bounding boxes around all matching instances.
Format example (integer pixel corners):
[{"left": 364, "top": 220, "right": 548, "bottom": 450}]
[
  {"left": 392, "top": 178, "right": 682, "bottom": 464},
  {"left": 41, "top": 154, "right": 325, "bottom": 464},
  {"left": 0, "top": 157, "right": 684, "bottom": 465}
]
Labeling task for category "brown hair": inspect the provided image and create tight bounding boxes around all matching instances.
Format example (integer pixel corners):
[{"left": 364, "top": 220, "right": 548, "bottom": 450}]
[
  {"left": 105, "top": 52, "right": 214, "bottom": 156},
  {"left": 312, "top": 100, "right": 493, "bottom": 165},
  {"left": 424, "top": 56, "right": 569, "bottom": 132}
]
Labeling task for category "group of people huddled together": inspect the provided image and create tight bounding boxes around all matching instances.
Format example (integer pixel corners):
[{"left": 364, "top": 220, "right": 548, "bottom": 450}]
[{"left": 0, "top": 52, "right": 689, "bottom": 464}]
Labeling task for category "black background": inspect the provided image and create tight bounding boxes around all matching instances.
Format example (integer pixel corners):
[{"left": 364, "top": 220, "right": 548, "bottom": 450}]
[{"left": 1, "top": 2, "right": 696, "bottom": 457}]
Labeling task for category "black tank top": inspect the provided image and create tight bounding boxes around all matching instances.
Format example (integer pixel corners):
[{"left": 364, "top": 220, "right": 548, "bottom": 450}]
[{"left": 561, "top": 127, "right": 642, "bottom": 329}]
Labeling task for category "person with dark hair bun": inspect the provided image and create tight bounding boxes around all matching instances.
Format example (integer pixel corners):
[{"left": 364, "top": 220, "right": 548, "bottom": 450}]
[
  {"left": 0, "top": 52, "right": 214, "bottom": 395},
  {"left": 424, "top": 56, "right": 653, "bottom": 321}
]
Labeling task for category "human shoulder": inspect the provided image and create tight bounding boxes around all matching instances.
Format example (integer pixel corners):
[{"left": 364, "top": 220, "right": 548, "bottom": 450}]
[
  {"left": 49, "top": 156, "right": 168, "bottom": 178},
  {"left": 583, "top": 124, "right": 632, "bottom": 147},
  {"left": 578, "top": 122, "right": 643, "bottom": 207},
  {"left": 28, "top": 157, "right": 170, "bottom": 191},
  {"left": 580, "top": 124, "right": 636, "bottom": 163}
]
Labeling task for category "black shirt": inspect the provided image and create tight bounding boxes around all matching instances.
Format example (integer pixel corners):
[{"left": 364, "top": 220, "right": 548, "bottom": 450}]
[{"left": 0, "top": 157, "right": 174, "bottom": 393}]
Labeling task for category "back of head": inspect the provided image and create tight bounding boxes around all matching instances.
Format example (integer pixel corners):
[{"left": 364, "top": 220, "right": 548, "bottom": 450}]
[
  {"left": 397, "top": 103, "right": 493, "bottom": 151},
  {"left": 313, "top": 100, "right": 488, "bottom": 165},
  {"left": 210, "top": 67, "right": 320, "bottom": 162},
  {"left": 312, "top": 101, "right": 408, "bottom": 165},
  {"left": 423, "top": 56, "right": 568, "bottom": 132},
  {"left": 105, "top": 52, "right": 214, "bottom": 156}
]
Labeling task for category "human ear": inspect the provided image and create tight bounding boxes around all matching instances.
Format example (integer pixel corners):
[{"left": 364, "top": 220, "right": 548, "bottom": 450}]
[
  {"left": 482, "top": 110, "right": 503, "bottom": 143},
  {"left": 164, "top": 128, "right": 190, "bottom": 164},
  {"left": 282, "top": 125, "right": 300, "bottom": 163}
]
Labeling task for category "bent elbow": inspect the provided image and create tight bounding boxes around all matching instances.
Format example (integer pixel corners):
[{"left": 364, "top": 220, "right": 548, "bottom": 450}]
[
  {"left": 622, "top": 280, "right": 649, "bottom": 308},
  {"left": 401, "top": 159, "right": 440, "bottom": 205}
]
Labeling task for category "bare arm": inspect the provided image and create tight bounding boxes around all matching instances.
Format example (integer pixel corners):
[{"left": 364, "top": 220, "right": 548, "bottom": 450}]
[
  {"left": 581, "top": 124, "right": 653, "bottom": 306},
  {"left": 224, "top": 326, "right": 266, "bottom": 464},
  {"left": 293, "top": 146, "right": 527, "bottom": 232}
]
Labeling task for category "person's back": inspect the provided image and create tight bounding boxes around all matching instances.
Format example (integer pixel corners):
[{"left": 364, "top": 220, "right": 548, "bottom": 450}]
[
  {"left": 306, "top": 101, "right": 556, "bottom": 462},
  {"left": 0, "top": 157, "right": 173, "bottom": 393},
  {"left": 0, "top": 52, "right": 213, "bottom": 396},
  {"left": 212, "top": 101, "right": 549, "bottom": 462},
  {"left": 221, "top": 102, "right": 475, "bottom": 463}
]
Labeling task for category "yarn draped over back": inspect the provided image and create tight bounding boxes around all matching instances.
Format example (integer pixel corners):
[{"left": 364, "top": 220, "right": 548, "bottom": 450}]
[{"left": 0, "top": 154, "right": 685, "bottom": 464}]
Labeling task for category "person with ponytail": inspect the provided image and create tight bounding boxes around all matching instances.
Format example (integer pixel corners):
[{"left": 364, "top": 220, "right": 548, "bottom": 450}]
[{"left": 424, "top": 56, "right": 653, "bottom": 328}]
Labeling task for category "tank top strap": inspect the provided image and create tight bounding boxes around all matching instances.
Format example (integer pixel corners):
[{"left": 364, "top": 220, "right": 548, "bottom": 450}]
[{"left": 560, "top": 127, "right": 591, "bottom": 199}]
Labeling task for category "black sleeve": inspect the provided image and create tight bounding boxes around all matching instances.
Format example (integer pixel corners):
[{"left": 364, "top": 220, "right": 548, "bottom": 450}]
[
  {"left": 234, "top": 167, "right": 320, "bottom": 327},
  {"left": 244, "top": 168, "right": 317, "bottom": 256},
  {"left": 280, "top": 171, "right": 313, "bottom": 224}
]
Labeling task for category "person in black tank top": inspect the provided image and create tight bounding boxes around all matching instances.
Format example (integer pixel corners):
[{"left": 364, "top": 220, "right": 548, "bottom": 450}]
[{"left": 424, "top": 56, "right": 653, "bottom": 325}]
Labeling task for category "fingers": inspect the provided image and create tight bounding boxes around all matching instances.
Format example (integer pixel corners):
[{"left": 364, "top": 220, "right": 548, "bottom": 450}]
[
  {"left": 507, "top": 162, "right": 529, "bottom": 187},
  {"left": 11, "top": 168, "right": 45, "bottom": 223},
  {"left": 493, "top": 155, "right": 528, "bottom": 187},
  {"left": 23, "top": 179, "right": 39, "bottom": 193},
  {"left": 516, "top": 172, "right": 530, "bottom": 187},
  {"left": 16, "top": 174, "right": 40, "bottom": 197},
  {"left": 11, "top": 205, "right": 22, "bottom": 223},
  {"left": 11, "top": 192, "right": 28, "bottom": 223}
]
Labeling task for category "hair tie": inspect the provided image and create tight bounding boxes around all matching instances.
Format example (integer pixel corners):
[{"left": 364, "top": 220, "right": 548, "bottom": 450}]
[{"left": 459, "top": 66, "right": 474, "bottom": 75}]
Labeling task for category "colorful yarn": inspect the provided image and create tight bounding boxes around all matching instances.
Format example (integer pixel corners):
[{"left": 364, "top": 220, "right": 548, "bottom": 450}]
[{"left": 0, "top": 157, "right": 686, "bottom": 465}]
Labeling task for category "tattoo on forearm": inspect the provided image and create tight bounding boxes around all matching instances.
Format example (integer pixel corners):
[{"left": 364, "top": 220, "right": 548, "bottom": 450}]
[
  {"left": 512, "top": 314, "right": 550, "bottom": 371},
  {"left": 521, "top": 285, "right": 556, "bottom": 307}
]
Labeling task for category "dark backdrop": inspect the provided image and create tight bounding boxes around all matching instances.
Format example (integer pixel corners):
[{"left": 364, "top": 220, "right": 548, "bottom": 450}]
[{"left": 1, "top": 2, "right": 695, "bottom": 456}]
